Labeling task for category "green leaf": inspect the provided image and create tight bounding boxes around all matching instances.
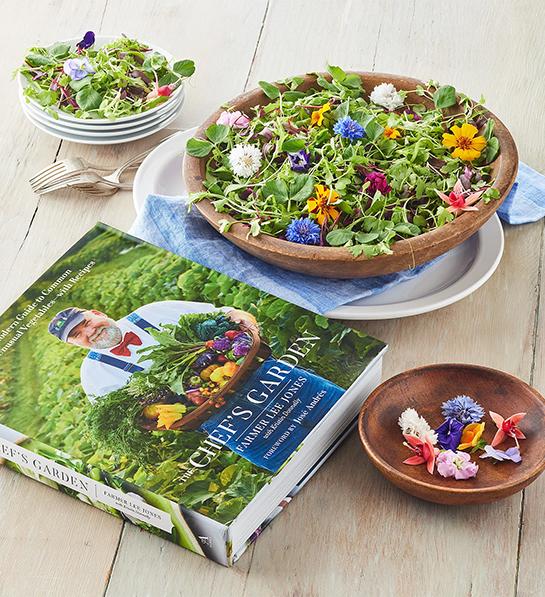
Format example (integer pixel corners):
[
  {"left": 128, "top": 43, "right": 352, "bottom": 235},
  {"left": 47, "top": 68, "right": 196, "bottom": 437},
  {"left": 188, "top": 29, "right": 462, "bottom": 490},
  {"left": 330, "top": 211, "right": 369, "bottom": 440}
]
[
  {"left": 25, "top": 51, "right": 54, "bottom": 67},
  {"left": 262, "top": 179, "right": 288, "bottom": 202},
  {"left": 281, "top": 138, "right": 306, "bottom": 153},
  {"left": 75, "top": 87, "right": 103, "bottom": 111},
  {"left": 433, "top": 85, "right": 457, "bottom": 109},
  {"left": 258, "top": 80, "right": 280, "bottom": 99},
  {"left": 484, "top": 136, "right": 500, "bottom": 164},
  {"left": 205, "top": 124, "right": 229, "bottom": 145},
  {"left": 327, "top": 64, "right": 346, "bottom": 83},
  {"left": 186, "top": 138, "right": 213, "bottom": 158},
  {"left": 342, "top": 74, "right": 363, "bottom": 90},
  {"left": 333, "top": 100, "right": 350, "bottom": 120},
  {"left": 289, "top": 174, "right": 314, "bottom": 203},
  {"left": 355, "top": 232, "right": 379, "bottom": 244},
  {"left": 363, "top": 118, "right": 384, "bottom": 142},
  {"left": 218, "top": 219, "right": 233, "bottom": 233},
  {"left": 50, "top": 42, "right": 71, "bottom": 59},
  {"left": 282, "top": 91, "right": 306, "bottom": 102},
  {"left": 483, "top": 118, "right": 495, "bottom": 140},
  {"left": 173, "top": 59, "right": 195, "bottom": 77},
  {"left": 249, "top": 220, "right": 261, "bottom": 237},
  {"left": 314, "top": 315, "right": 329, "bottom": 329},
  {"left": 69, "top": 77, "right": 92, "bottom": 92},
  {"left": 326, "top": 229, "right": 354, "bottom": 246}
]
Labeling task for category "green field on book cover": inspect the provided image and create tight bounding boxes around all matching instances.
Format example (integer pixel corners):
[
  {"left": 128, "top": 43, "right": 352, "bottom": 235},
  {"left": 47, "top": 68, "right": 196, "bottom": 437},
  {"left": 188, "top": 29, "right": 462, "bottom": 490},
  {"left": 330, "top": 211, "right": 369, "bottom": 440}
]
[{"left": 0, "top": 224, "right": 385, "bottom": 563}]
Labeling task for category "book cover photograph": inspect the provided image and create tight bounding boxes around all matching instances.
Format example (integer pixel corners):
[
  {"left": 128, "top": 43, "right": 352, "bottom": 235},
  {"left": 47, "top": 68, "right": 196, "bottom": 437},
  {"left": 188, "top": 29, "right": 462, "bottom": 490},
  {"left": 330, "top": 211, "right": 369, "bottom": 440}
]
[{"left": 0, "top": 224, "right": 386, "bottom": 565}]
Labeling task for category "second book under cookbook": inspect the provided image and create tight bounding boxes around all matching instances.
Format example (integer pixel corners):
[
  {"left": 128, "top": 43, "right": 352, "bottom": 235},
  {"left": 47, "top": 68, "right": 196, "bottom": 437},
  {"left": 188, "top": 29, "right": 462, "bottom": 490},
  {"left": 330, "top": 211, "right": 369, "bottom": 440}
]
[{"left": 0, "top": 224, "right": 386, "bottom": 565}]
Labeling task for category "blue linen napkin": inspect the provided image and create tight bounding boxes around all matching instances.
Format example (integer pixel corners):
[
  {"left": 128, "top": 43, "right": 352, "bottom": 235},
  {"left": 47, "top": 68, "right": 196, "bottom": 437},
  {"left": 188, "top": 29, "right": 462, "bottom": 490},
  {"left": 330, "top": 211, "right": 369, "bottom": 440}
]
[{"left": 129, "top": 162, "right": 544, "bottom": 315}]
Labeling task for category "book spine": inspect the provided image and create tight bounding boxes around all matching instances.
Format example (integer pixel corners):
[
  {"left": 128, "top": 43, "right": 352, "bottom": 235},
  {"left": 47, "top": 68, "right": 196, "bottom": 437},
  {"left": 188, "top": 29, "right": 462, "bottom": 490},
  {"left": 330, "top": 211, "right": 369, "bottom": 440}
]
[{"left": 0, "top": 435, "right": 229, "bottom": 565}]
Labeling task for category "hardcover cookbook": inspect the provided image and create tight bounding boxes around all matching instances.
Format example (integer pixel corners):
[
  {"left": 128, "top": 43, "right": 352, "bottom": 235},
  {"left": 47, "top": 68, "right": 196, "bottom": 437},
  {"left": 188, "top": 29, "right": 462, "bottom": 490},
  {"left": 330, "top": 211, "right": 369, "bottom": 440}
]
[{"left": 0, "top": 224, "right": 386, "bottom": 565}]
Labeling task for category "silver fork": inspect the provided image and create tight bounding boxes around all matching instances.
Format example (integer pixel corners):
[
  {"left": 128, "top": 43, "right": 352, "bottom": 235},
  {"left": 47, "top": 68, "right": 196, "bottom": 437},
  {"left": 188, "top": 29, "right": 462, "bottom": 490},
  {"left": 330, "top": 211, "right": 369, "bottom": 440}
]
[
  {"left": 30, "top": 130, "right": 181, "bottom": 193},
  {"left": 36, "top": 164, "right": 136, "bottom": 195}
]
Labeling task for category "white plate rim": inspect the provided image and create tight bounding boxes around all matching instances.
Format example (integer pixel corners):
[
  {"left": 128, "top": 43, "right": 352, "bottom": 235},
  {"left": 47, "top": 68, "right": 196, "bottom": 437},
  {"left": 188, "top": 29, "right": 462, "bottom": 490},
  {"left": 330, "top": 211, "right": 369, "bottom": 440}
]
[
  {"left": 18, "top": 34, "right": 184, "bottom": 124},
  {"left": 22, "top": 94, "right": 182, "bottom": 137},
  {"left": 132, "top": 130, "right": 504, "bottom": 320},
  {"left": 22, "top": 102, "right": 180, "bottom": 145},
  {"left": 19, "top": 87, "right": 184, "bottom": 131}
]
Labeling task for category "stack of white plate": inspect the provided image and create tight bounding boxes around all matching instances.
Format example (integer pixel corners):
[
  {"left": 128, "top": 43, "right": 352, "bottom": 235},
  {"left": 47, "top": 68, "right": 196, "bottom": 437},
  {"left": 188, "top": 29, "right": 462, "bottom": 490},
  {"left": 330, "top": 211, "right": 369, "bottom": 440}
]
[{"left": 18, "top": 36, "right": 185, "bottom": 145}]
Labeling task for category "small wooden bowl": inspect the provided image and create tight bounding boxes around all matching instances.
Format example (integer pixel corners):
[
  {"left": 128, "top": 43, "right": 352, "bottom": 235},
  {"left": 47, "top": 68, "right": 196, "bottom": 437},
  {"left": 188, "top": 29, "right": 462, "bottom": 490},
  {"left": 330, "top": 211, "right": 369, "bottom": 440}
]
[
  {"left": 184, "top": 72, "right": 518, "bottom": 279},
  {"left": 358, "top": 364, "right": 545, "bottom": 505}
]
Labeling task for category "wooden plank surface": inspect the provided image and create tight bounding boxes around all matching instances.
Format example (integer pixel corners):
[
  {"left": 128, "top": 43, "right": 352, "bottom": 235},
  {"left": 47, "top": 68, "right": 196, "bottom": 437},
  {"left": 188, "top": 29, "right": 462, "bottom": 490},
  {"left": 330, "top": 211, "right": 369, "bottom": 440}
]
[{"left": 0, "top": 1, "right": 544, "bottom": 596}]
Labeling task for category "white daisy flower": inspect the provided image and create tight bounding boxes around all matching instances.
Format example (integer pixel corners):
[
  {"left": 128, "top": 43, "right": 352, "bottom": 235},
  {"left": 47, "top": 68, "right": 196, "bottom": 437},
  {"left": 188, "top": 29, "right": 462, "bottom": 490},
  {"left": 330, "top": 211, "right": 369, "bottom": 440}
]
[
  {"left": 398, "top": 407, "right": 438, "bottom": 445},
  {"left": 228, "top": 144, "right": 262, "bottom": 178},
  {"left": 369, "top": 83, "right": 404, "bottom": 110}
]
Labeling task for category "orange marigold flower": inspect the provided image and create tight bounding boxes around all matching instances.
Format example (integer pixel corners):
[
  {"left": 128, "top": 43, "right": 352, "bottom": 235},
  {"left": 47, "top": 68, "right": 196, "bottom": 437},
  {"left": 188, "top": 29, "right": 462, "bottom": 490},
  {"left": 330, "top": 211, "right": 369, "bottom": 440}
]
[
  {"left": 307, "top": 184, "right": 340, "bottom": 225},
  {"left": 442, "top": 123, "right": 487, "bottom": 161},
  {"left": 310, "top": 103, "right": 331, "bottom": 126},
  {"left": 384, "top": 126, "right": 401, "bottom": 139}
]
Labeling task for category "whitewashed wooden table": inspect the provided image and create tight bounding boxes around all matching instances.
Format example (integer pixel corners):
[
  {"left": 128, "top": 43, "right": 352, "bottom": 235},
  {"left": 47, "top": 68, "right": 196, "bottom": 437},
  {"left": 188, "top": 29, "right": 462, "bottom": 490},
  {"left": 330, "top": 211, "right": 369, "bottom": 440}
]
[{"left": 1, "top": 2, "right": 545, "bottom": 596}]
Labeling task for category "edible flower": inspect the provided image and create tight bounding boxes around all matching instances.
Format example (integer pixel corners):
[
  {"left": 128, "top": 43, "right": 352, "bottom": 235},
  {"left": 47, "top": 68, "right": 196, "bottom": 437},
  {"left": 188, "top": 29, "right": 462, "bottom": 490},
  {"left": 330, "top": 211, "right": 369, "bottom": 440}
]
[
  {"left": 398, "top": 407, "right": 438, "bottom": 445},
  {"left": 228, "top": 144, "right": 262, "bottom": 178},
  {"left": 364, "top": 171, "right": 391, "bottom": 196},
  {"left": 307, "top": 184, "right": 341, "bottom": 225},
  {"left": 369, "top": 83, "right": 404, "bottom": 110},
  {"left": 402, "top": 434, "right": 437, "bottom": 474},
  {"left": 436, "top": 180, "right": 484, "bottom": 216},
  {"left": 285, "top": 218, "right": 321, "bottom": 245},
  {"left": 288, "top": 150, "right": 311, "bottom": 172},
  {"left": 63, "top": 57, "right": 94, "bottom": 81},
  {"left": 442, "top": 123, "right": 487, "bottom": 161},
  {"left": 333, "top": 116, "right": 365, "bottom": 141},
  {"left": 480, "top": 445, "right": 522, "bottom": 463},
  {"left": 458, "top": 422, "right": 485, "bottom": 451},
  {"left": 76, "top": 31, "right": 95, "bottom": 51},
  {"left": 436, "top": 450, "right": 479, "bottom": 480},
  {"left": 310, "top": 102, "right": 331, "bottom": 126},
  {"left": 489, "top": 411, "right": 526, "bottom": 447},
  {"left": 403, "top": 107, "right": 422, "bottom": 121},
  {"left": 153, "top": 403, "right": 187, "bottom": 430},
  {"left": 384, "top": 126, "right": 401, "bottom": 139},
  {"left": 435, "top": 417, "right": 464, "bottom": 451},
  {"left": 441, "top": 395, "right": 485, "bottom": 425},
  {"left": 146, "top": 83, "right": 175, "bottom": 101},
  {"left": 216, "top": 110, "right": 250, "bottom": 129}
]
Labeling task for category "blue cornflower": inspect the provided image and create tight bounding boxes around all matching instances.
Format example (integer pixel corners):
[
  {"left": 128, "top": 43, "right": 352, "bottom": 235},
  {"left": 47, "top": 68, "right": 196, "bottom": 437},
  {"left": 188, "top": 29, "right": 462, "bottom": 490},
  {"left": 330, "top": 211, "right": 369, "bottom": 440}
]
[
  {"left": 333, "top": 116, "right": 365, "bottom": 142},
  {"left": 285, "top": 218, "right": 321, "bottom": 245},
  {"left": 288, "top": 150, "right": 311, "bottom": 172},
  {"left": 441, "top": 395, "right": 485, "bottom": 425}
]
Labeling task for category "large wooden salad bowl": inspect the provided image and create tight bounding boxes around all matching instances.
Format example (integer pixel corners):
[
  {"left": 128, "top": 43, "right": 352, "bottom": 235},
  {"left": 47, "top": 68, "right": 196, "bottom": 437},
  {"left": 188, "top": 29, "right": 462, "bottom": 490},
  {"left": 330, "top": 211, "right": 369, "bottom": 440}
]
[{"left": 184, "top": 72, "right": 518, "bottom": 278}]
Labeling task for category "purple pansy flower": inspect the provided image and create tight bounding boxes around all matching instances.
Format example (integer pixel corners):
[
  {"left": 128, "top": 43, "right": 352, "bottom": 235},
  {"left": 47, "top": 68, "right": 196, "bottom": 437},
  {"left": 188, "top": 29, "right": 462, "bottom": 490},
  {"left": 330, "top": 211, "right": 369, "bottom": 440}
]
[
  {"left": 403, "top": 107, "right": 422, "bottom": 121},
  {"left": 63, "top": 57, "right": 94, "bottom": 81},
  {"left": 435, "top": 418, "right": 464, "bottom": 451},
  {"left": 285, "top": 218, "right": 321, "bottom": 245},
  {"left": 480, "top": 445, "right": 522, "bottom": 463},
  {"left": 288, "top": 150, "right": 311, "bottom": 172},
  {"left": 76, "top": 31, "right": 95, "bottom": 51},
  {"left": 364, "top": 171, "right": 392, "bottom": 195}
]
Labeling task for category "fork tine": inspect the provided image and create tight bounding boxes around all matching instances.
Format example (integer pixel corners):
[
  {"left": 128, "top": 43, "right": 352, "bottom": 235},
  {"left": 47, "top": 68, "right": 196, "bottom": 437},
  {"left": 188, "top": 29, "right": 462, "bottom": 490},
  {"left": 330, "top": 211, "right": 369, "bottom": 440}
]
[
  {"left": 29, "top": 162, "right": 66, "bottom": 187},
  {"left": 31, "top": 168, "right": 76, "bottom": 192}
]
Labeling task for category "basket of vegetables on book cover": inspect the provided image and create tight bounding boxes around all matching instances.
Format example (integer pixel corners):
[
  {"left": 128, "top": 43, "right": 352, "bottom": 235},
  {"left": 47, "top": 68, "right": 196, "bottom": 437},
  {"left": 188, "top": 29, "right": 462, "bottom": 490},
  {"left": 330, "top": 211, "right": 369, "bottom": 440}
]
[
  {"left": 184, "top": 67, "right": 518, "bottom": 278},
  {"left": 137, "top": 312, "right": 271, "bottom": 432}
]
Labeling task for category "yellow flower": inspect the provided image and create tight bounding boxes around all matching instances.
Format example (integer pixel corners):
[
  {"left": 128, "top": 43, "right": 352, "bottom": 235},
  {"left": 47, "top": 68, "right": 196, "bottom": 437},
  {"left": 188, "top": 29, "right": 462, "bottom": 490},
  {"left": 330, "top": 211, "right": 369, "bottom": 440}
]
[
  {"left": 458, "top": 422, "right": 485, "bottom": 450},
  {"left": 310, "top": 103, "right": 331, "bottom": 126},
  {"left": 307, "top": 184, "right": 340, "bottom": 225},
  {"left": 442, "top": 123, "right": 487, "bottom": 161},
  {"left": 384, "top": 126, "right": 401, "bottom": 140},
  {"left": 155, "top": 403, "right": 187, "bottom": 430}
]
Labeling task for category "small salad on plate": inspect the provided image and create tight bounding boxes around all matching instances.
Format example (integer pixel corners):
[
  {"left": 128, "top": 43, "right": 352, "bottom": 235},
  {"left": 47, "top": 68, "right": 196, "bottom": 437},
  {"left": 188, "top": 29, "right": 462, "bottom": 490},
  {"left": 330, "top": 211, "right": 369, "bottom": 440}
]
[{"left": 18, "top": 31, "right": 195, "bottom": 120}]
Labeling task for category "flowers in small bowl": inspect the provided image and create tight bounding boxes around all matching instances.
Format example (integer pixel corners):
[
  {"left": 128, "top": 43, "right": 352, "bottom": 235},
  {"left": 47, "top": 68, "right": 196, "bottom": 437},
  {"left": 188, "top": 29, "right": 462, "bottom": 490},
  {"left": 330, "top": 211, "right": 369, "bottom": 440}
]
[
  {"left": 187, "top": 65, "right": 501, "bottom": 258},
  {"left": 18, "top": 32, "right": 195, "bottom": 119},
  {"left": 398, "top": 396, "right": 526, "bottom": 481}
]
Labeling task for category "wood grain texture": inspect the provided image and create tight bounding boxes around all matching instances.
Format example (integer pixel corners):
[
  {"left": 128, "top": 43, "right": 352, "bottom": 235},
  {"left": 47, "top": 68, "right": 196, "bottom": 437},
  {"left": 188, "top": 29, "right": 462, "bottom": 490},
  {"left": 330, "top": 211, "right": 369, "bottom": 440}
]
[{"left": 0, "top": 1, "right": 544, "bottom": 596}]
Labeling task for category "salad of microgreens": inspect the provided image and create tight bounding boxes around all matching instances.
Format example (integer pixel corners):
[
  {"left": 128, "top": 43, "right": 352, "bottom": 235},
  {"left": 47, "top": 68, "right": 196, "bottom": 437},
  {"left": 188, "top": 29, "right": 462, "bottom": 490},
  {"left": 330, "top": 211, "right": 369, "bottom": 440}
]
[
  {"left": 187, "top": 65, "right": 501, "bottom": 258},
  {"left": 18, "top": 31, "right": 195, "bottom": 120}
]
